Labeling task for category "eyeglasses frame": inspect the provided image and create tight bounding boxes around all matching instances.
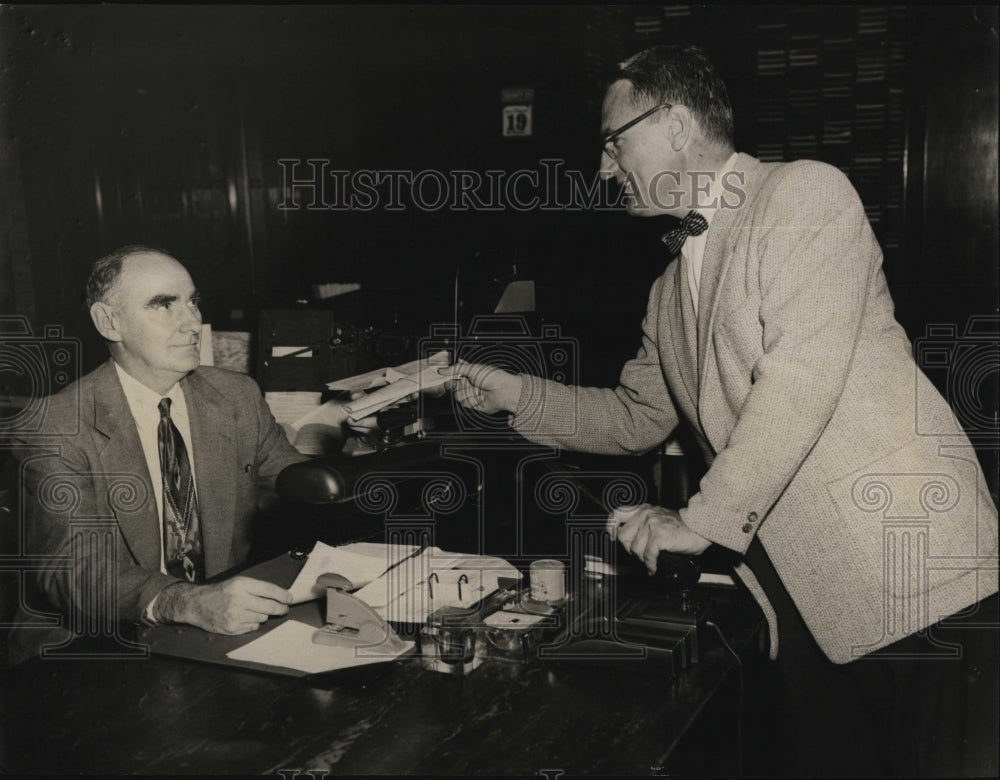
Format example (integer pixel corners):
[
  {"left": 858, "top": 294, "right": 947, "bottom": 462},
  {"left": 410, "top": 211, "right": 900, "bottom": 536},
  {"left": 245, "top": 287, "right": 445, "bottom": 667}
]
[{"left": 602, "top": 102, "right": 673, "bottom": 160}]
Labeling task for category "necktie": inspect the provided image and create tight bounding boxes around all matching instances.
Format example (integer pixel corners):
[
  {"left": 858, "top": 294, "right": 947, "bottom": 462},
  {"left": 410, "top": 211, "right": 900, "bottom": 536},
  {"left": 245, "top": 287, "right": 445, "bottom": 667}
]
[
  {"left": 660, "top": 210, "right": 709, "bottom": 256},
  {"left": 157, "top": 397, "right": 204, "bottom": 582}
]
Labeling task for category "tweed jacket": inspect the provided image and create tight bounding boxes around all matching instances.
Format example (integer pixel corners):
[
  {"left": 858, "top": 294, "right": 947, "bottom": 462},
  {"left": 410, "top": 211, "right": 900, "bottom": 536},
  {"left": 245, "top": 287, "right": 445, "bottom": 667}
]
[
  {"left": 7, "top": 360, "right": 306, "bottom": 664},
  {"left": 513, "top": 153, "right": 999, "bottom": 663}
]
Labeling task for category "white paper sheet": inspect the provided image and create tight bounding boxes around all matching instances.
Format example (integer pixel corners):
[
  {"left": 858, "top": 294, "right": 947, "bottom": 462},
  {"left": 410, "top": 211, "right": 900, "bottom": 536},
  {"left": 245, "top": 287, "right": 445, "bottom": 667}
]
[
  {"left": 199, "top": 323, "right": 214, "bottom": 366},
  {"left": 283, "top": 398, "right": 352, "bottom": 455},
  {"left": 272, "top": 345, "right": 312, "bottom": 358},
  {"left": 265, "top": 391, "right": 323, "bottom": 424},
  {"left": 484, "top": 610, "right": 546, "bottom": 628},
  {"left": 343, "top": 366, "right": 451, "bottom": 422},
  {"left": 226, "top": 619, "right": 413, "bottom": 674},
  {"left": 353, "top": 547, "right": 464, "bottom": 609},
  {"left": 354, "top": 548, "right": 522, "bottom": 623},
  {"left": 288, "top": 541, "right": 420, "bottom": 604},
  {"left": 325, "top": 349, "right": 450, "bottom": 392}
]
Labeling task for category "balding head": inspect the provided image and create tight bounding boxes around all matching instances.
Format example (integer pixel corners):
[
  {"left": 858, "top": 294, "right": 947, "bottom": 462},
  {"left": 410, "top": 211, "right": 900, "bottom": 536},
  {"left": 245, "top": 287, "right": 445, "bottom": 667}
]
[
  {"left": 86, "top": 245, "right": 203, "bottom": 394},
  {"left": 86, "top": 244, "right": 176, "bottom": 309}
]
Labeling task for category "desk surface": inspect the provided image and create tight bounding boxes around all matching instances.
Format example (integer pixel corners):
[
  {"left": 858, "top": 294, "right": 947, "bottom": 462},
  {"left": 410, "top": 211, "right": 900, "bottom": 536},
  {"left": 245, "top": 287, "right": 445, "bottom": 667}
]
[{"left": 1, "top": 569, "right": 762, "bottom": 776}]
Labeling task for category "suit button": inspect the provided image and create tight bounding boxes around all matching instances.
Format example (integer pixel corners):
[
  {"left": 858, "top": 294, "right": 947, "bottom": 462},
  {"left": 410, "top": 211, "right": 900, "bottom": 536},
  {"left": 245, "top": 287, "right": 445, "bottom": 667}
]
[
  {"left": 742, "top": 523, "right": 753, "bottom": 533},
  {"left": 747, "top": 512, "right": 758, "bottom": 523}
]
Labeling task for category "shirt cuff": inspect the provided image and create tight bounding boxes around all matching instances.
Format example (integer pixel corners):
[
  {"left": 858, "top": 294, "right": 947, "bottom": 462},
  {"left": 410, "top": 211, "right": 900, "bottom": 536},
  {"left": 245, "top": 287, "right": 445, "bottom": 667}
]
[{"left": 142, "top": 594, "right": 160, "bottom": 627}]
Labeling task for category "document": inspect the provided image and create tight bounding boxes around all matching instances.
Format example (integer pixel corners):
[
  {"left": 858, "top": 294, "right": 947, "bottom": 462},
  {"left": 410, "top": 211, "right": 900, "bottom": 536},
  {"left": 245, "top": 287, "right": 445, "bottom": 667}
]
[
  {"left": 264, "top": 391, "right": 326, "bottom": 454},
  {"left": 226, "top": 619, "right": 414, "bottom": 674},
  {"left": 328, "top": 350, "right": 451, "bottom": 422},
  {"left": 343, "top": 366, "right": 451, "bottom": 422},
  {"left": 281, "top": 398, "right": 350, "bottom": 456},
  {"left": 325, "top": 349, "right": 450, "bottom": 392},
  {"left": 288, "top": 541, "right": 420, "bottom": 603},
  {"left": 276, "top": 350, "right": 452, "bottom": 450},
  {"left": 354, "top": 547, "right": 522, "bottom": 623}
]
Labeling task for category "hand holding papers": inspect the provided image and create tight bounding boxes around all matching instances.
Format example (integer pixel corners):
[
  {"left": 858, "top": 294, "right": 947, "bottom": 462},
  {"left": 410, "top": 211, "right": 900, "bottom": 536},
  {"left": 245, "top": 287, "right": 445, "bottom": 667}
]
[
  {"left": 227, "top": 542, "right": 520, "bottom": 675},
  {"left": 290, "top": 541, "right": 521, "bottom": 621}
]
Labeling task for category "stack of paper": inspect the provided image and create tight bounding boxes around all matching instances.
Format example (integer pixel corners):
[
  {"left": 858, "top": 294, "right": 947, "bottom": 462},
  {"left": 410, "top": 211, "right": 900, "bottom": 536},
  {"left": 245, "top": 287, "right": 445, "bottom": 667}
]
[
  {"left": 226, "top": 620, "right": 413, "bottom": 674},
  {"left": 355, "top": 547, "right": 521, "bottom": 624},
  {"left": 227, "top": 541, "right": 521, "bottom": 675},
  {"left": 331, "top": 349, "right": 451, "bottom": 423},
  {"left": 343, "top": 366, "right": 451, "bottom": 422},
  {"left": 325, "top": 349, "right": 450, "bottom": 393},
  {"left": 275, "top": 350, "right": 453, "bottom": 452},
  {"left": 265, "top": 390, "right": 324, "bottom": 449},
  {"left": 288, "top": 541, "right": 420, "bottom": 603}
]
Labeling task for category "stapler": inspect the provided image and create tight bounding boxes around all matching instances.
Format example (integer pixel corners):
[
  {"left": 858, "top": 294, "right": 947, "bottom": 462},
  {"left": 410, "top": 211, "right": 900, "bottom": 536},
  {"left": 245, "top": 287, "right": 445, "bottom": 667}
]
[{"left": 312, "top": 573, "right": 408, "bottom": 653}]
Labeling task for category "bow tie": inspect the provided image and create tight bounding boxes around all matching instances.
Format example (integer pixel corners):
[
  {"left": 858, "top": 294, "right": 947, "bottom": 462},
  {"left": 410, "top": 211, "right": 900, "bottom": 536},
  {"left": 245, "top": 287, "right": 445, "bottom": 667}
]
[{"left": 660, "top": 210, "right": 709, "bottom": 256}]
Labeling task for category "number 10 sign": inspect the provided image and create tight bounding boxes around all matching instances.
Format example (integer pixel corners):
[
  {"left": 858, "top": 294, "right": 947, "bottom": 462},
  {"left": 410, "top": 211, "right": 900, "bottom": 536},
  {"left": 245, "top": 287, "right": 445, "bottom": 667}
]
[{"left": 502, "top": 104, "right": 532, "bottom": 137}]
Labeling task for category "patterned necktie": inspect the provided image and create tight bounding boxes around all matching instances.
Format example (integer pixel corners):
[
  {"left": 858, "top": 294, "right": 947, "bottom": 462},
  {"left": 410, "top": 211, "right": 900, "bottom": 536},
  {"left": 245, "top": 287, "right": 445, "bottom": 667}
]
[
  {"left": 157, "top": 398, "right": 204, "bottom": 582},
  {"left": 660, "top": 210, "right": 709, "bottom": 256}
]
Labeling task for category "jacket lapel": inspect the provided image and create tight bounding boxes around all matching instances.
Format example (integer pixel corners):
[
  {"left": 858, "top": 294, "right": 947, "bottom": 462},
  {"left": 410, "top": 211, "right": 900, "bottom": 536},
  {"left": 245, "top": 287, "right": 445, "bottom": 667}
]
[
  {"left": 182, "top": 370, "right": 237, "bottom": 575},
  {"left": 697, "top": 153, "right": 762, "bottom": 410},
  {"left": 92, "top": 360, "right": 161, "bottom": 571},
  {"left": 667, "top": 260, "right": 700, "bottom": 411}
]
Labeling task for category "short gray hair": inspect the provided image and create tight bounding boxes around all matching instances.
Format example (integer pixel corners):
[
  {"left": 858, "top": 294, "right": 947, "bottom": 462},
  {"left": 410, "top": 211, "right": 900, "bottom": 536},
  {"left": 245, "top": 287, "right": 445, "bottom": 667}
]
[{"left": 85, "top": 244, "right": 173, "bottom": 308}]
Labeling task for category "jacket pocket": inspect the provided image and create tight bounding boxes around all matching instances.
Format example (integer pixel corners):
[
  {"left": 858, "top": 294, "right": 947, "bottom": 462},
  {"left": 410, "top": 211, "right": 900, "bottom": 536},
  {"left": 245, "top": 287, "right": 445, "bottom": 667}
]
[{"left": 825, "top": 438, "right": 992, "bottom": 602}]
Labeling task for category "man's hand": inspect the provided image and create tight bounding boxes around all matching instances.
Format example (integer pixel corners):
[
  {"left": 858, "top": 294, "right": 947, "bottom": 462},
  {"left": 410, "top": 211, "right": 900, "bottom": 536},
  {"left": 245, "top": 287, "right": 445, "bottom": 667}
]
[
  {"left": 153, "top": 576, "right": 293, "bottom": 634},
  {"left": 439, "top": 360, "right": 523, "bottom": 415},
  {"left": 607, "top": 504, "right": 711, "bottom": 573}
]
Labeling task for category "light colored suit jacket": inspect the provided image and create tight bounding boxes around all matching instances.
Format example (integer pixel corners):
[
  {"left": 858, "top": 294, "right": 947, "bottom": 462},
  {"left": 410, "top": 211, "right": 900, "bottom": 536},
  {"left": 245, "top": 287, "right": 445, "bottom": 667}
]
[
  {"left": 7, "top": 360, "right": 306, "bottom": 664},
  {"left": 514, "top": 153, "right": 998, "bottom": 663}
]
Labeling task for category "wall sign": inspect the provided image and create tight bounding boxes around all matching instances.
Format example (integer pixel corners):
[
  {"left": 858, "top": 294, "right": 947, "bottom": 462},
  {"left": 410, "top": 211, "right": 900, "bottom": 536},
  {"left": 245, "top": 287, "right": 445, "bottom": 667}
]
[{"left": 502, "top": 87, "right": 534, "bottom": 137}]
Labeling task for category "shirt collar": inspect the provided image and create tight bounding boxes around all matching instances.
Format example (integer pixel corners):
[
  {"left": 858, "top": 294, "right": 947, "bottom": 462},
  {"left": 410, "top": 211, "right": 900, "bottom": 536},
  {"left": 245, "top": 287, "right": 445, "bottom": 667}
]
[
  {"left": 691, "top": 151, "right": 738, "bottom": 228},
  {"left": 113, "top": 361, "right": 186, "bottom": 421}
]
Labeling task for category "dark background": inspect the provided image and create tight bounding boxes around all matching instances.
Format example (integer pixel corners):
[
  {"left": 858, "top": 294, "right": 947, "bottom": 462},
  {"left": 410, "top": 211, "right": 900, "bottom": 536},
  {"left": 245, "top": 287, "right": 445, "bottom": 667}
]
[{"left": 1, "top": 4, "right": 997, "bottom": 482}]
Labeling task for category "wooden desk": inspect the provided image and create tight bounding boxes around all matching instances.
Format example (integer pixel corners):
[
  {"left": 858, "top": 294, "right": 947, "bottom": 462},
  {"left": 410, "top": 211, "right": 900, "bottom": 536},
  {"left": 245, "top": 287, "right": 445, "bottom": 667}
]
[{"left": 0, "top": 572, "right": 763, "bottom": 775}]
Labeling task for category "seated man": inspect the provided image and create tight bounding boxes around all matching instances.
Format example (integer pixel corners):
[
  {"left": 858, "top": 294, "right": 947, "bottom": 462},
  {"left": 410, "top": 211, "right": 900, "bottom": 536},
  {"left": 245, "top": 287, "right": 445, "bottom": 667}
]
[{"left": 7, "top": 245, "right": 309, "bottom": 664}]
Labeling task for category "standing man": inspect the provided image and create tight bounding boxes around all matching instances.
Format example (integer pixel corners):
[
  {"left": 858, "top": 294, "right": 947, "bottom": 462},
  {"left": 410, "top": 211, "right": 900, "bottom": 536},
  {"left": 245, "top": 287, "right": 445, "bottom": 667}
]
[
  {"left": 8, "top": 246, "right": 308, "bottom": 665},
  {"left": 448, "top": 45, "right": 998, "bottom": 775}
]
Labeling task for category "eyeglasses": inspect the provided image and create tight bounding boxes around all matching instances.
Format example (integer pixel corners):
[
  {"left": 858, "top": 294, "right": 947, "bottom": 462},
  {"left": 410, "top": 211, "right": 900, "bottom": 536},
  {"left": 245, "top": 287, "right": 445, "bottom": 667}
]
[{"left": 601, "top": 102, "right": 672, "bottom": 161}]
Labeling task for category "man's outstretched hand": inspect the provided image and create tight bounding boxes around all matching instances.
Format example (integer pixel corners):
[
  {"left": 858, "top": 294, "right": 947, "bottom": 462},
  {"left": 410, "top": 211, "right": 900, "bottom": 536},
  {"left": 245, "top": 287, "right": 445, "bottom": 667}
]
[{"left": 439, "top": 360, "right": 523, "bottom": 415}]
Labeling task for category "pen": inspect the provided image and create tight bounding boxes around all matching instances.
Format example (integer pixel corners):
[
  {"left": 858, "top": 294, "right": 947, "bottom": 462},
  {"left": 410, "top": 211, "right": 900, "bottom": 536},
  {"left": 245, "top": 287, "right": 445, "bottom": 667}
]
[
  {"left": 381, "top": 543, "right": 427, "bottom": 577},
  {"left": 380, "top": 544, "right": 430, "bottom": 604}
]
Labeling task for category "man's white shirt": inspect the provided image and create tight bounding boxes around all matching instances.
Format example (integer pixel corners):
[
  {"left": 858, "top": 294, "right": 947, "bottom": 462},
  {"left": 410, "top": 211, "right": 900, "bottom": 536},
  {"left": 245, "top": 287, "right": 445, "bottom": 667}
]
[
  {"left": 682, "top": 152, "right": 739, "bottom": 317},
  {"left": 114, "top": 361, "right": 197, "bottom": 588}
]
